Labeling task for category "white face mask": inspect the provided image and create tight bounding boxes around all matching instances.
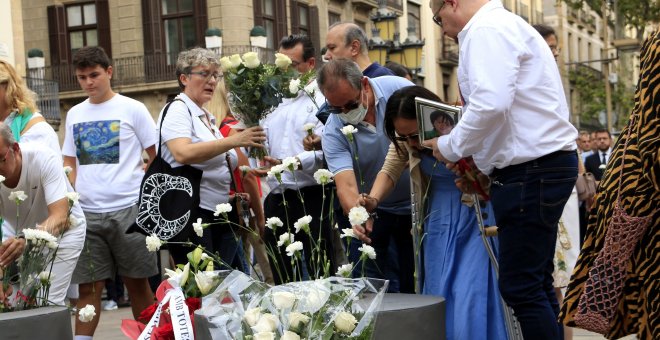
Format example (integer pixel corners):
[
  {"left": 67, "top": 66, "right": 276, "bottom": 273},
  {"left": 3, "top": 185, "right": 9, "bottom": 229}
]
[{"left": 338, "top": 90, "right": 367, "bottom": 125}]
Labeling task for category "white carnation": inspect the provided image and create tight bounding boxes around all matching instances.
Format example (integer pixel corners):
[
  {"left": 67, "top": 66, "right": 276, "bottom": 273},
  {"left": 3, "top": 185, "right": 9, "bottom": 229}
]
[
  {"left": 358, "top": 244, "right": 377, "bottom": 260},
  {"left": 285, "top": 241, "right": 304, "bottom": 257},
  {"left": 266, "top": 217, "right": 284, "bottom": 230},
  {"left": 214, "top": 203, "right": 233, "bottom": 216},
  {"left": 193, "top": 218, "right": 205, "bottom": 237},
  {"left": 340, "top": 228, "right": 356, "bottom": 239},
  {"left": 145, "top": 234, "right": 163, "bottom": 252},
  {"left": 63, "top": 166, "right": 73, "bottom": 175},
  {"left": 302, "top": 122, "right": 316, "bottom": 133},
  {"left": 78, "top": 304, "right": 96, "bottom": 322},
  {"left": 340, "top": 125, "right": 358, "bottom": 136},
  {"left": 293, "top": 215, "right": 312, "bottom": 234},
  {"left": 282, "top": 157, "right": 300, "bottom": 172},
  {"left": 313, "top": 169, "right": 334, "bottom": 185},
  {"left": 277, "top": 232, "right": 294, "bottom": 247},
  {"left": 348, "top": 206, "right": 369, "bottom": 226},
  {"left": 65, "top": 192, "right": 80, "bottom": 204},
  {"left": 9, "top": 190, "right": 27, "bottom": 202},
  {"left": 336, "top": 263, "right": 353, "bottom": 277}
]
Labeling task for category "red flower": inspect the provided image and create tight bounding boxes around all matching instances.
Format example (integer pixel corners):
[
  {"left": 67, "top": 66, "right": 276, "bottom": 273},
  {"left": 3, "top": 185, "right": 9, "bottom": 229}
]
[
  {"left": 185, "top": 297, "right": 201, "bottom": 312},
  {"left": 152, "top": 323, "right": 174, "bottom": 340},
  {"left": 138, "top": 302, "right": 159, "bottom": 323}
]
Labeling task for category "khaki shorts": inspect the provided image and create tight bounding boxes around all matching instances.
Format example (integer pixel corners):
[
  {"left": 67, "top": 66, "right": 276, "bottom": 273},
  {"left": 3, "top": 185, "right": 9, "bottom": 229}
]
[{"left": 72, "top": 204, "right": 158, "bottom": 284}]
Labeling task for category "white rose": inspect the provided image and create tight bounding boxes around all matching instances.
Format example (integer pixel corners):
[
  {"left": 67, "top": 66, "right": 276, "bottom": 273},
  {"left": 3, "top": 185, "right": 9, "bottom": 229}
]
[
  {"left": 277, "top": 232, "right": 294, "bottom": 247},
  {"left": 287, "top": 312, "right": 311, "bottom": 329},
  {"left": 336, "top": 263, "right": 353, "bottom": 277},
  {"left": 219, "top": 56, "right": 233, "bottom": 70},
  {"left": 348, "top": 206, "right": 369, "bottom": 226},
  {"left": 340, "top": 228, "right": 356, "bottom": 239},
  {"left": 313, "top": 169, "right": 334, "bottom": 185},
  {"left": 281, "top": 330, "right": 301, "bottom": 340},
  {"left": 193, "top": 218, "right": 205, "bottom": 237},
  {"left": 9, "top": 190, "right": 28, "bottom": 202},
  {"left": 303, "top": 81, "right": 318, "bottom": 95},
  {"left": 266, "top": 217, "right": 284, "bottom": 231},
  {"left": 252, "top": 313, "right": 279, "bottom": 333},
  {"left": 253, "top": 332, "right": 275, "bottom": 340},
  {"left": 301, "top": 286, "right": 329, "bottom": 312},
  {"left": 358, "top": 244, "right": 377, "bottom": 260},
  {"left": 289, "top": 78, "right": 301, "bottom": 94},
  {"left": 78, "top": 304, "right": 96, "bottom": 322},
  {"left": 285, "top": 241, "right": 304, "bottom": 257},
  {"left": 145, "top": 234, "right": 163, "bottom": 252},
  {"left": 275, "top": 53, "right": 293, "bottom": 69},
  {"left": 340, "top": 125, "right": 358, "bottom": 136},
  {"left": 334, "top": 311, "right": 357, "bottom": 333},
  {"left": 229, "top": 54, "right": 243, "bottom": 68},
  {"left": 293, "top": 215, "right": 312, "bottom": 234},
  {"left": 244, "top": 307, "right": 262, "bottom": 326},
  {"left": 272, "top": 291, "right": 296, "bottom": 309},
  {"left": 65, "top": 192, "right": 80, "bottom": 204},
  {"left": 242, "top": 52, "right": 261, "bottom": 68}
]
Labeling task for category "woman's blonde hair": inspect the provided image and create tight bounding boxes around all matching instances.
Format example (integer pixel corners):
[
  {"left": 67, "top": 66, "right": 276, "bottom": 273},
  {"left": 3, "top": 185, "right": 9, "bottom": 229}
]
[
  {"left": 0, "top": 60, "right": 38, "bottom": 115},
  {"left": 205, "top": 77, "right": 233, "bottom": 125}
]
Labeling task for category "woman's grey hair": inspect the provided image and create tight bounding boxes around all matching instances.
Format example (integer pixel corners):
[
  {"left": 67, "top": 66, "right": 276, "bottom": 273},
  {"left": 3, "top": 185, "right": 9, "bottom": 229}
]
[
  {"left": 175, "top": 47, "right": 221, "bottom": 90},
  {"left": 0, "top": 123, "right": 17, "bottom": 145},
  {"left": 317, "top": 58, "right": 363, "bottom": 93}
]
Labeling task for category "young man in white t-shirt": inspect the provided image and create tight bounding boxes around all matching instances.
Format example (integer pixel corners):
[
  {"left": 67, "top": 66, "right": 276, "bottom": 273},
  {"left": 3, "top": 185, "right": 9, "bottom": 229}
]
[
  {"left": 0, "top": 124, "right": 86, "bottom": 307},
  {"left": 62, "top": 46, "right": 158, "bottom": 340}
]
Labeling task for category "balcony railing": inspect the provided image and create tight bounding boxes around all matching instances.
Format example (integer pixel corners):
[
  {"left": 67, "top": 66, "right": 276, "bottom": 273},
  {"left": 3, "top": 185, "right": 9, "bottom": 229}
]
[
  {"left": 440, "top": 37, "right": 459, "bottom": 66},
  {"left": 43, "top": 46, "right": 275, "bottom": 93},
  {"left": 24, "top": 77, "right": 61, "bottom": 129}
]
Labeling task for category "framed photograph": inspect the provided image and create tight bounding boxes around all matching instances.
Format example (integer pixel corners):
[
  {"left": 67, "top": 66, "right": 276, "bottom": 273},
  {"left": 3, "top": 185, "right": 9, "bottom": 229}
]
[{"left": 415, "top": 97, "right": 462, "bottom": 147}]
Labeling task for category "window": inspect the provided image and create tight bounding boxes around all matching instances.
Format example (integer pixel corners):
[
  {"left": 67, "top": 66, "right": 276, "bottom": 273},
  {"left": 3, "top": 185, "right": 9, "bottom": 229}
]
[
  {"left": 292, "top": 2, "right": 310, "bottom": 36},
  {"left": 47, "top": 0, "right": 111, "bottom": 65},
  {"left": 67, "top": 3, "right": 98, "bottom": 56},
  {"left": 407, "top": 2, "right": 421, "bottom": 39},
  {"left": 329, "top": 12, "right": 341, "bottom": 27},
  {"left": 254, "top": 0, "right": 286, "bottom": 50},
  {"left": 161, "top": 0, "right": 197, "bottom": 63}
]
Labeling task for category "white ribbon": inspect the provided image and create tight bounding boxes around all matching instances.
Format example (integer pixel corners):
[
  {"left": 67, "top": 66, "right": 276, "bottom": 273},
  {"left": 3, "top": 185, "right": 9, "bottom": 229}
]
[{"left": 138, "top": 287, "right": 194, "bottom": 340}]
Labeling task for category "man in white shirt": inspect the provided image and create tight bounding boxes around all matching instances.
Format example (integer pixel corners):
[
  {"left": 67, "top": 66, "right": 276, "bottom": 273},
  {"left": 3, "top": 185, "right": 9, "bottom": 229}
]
[
  {"left": 425, "top": 1, "right": 578, "bottom": 339},
  {"left": 255, "top": 34, "right": 334, "bottom": 283},
  {"left": 62, "top": 46, "right": 158, "bottom": 340},
  {"left": 0, "top": 124, "right": 86, "bottom": 307}
]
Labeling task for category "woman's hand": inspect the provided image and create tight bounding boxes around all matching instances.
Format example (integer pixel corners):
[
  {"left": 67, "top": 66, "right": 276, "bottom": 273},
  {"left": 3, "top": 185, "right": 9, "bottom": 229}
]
[
  {"left": 0, "top": 237, "right": 26, "bottom": 267},
  {"left": 228, "top": 126, "right": 266, "bottom": 148}
]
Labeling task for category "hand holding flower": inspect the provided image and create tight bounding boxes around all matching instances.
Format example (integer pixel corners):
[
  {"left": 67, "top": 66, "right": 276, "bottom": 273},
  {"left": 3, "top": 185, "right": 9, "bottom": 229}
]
[
  {"left": 0, "top": 236, "right": 26, "bottom": 267},
  {"left": 302, "top": 134, "right": 322, "bottom": 151},
  {"left": 226, "top": 126, "right": 267, "bottom": 149}
]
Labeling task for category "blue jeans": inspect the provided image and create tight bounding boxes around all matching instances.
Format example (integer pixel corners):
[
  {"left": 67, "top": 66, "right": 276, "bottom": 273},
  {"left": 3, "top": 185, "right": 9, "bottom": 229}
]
[{"left": 490, "top": 151, "right": 577, "bottom": 340}]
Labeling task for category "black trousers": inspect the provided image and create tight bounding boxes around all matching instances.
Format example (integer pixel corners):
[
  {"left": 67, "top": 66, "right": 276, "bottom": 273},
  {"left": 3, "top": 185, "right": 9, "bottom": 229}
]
[{"left": 264, "top": 185, "right": 335, "bottom": 284}]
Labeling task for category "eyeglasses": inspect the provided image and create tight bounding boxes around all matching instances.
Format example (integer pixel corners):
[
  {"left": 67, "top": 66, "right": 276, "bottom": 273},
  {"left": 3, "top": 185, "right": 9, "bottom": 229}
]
[
  {"left": 432, "top": 1, "right": 446, "bottom": 27},
  {"left": 326, "top": 89, "right": 363, "bottom": 114},
  {"left": 393, "top": 133, "right": 420, "bottom": 143},
  {"left": 189, "top": 71, "right": 223, "bottom": 81},
  {"left": 0, "top": 146, "right": 12, "bottom": 163}
]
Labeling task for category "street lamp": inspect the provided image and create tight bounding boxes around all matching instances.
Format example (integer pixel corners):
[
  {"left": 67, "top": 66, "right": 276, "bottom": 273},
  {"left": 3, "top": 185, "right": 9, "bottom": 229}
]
[
  {"left": 368, "top": 28, "right": 390, "bottom": 66},
  {"left": 401, "top": 26, "right": 424, "bottom": 75},
  {"left": 371, "top": 0, "right": 399, "bottom": 41}
]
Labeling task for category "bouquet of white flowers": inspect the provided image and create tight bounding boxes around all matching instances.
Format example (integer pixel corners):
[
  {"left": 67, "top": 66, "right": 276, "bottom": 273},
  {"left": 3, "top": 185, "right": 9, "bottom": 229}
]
[{"left": 196, "top": 270, "right": 388, "bottom": 340}]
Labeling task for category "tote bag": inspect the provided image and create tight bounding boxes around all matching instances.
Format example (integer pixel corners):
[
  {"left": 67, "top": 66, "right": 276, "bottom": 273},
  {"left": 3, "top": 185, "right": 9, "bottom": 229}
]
[{"left": 129, "top": 99, "right": 202, "bottom": 241}]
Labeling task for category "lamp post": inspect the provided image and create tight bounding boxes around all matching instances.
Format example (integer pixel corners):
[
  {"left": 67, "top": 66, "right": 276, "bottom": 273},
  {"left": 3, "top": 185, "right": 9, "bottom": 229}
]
[
  {"left": 371, "top": 0, "right": 399, "bottom": 41},
  {"left": 402, "top": 26, "right": 424, "bottom": 75},
  {"left": 368, "top": 28, "right": 390, "bottom": 66},
  {"left": 601, "top": 1, "right": 614, "bottom": 133}
]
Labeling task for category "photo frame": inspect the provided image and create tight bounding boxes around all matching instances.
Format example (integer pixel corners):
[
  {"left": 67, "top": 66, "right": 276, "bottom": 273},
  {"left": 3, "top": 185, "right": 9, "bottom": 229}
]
[{"left": 415, "top": 97, "right": 462, "bottom": 147}]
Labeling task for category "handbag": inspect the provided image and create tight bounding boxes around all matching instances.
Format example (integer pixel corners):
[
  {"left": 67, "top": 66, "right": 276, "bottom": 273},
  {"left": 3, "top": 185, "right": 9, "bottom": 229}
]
[
  {"left": 129, "top": 99, "right": 203, "bottom": 241},
  {"left": 575, "top": 172, "right": 597, "bottom": 201}
]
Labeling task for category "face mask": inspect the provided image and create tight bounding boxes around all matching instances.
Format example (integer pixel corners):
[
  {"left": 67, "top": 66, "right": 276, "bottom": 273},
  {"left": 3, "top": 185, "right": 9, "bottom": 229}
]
[{"left": 338, "top": 90, "right": 367, "bottom": 125}]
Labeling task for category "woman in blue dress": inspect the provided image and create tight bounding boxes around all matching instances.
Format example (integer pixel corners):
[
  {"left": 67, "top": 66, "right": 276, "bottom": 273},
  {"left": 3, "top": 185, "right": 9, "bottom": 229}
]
[{"left": 353, "top": 86, "right": 508, "bottom": 339}]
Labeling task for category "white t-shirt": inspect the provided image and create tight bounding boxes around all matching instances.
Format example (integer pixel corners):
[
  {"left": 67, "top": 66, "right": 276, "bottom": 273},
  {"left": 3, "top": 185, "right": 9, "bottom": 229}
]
[
  {"left": 62, "top": 94, "right": 157, "bottom": 213},
  {"left": 157, "top": 93, "right": 237, "bottom": 212},
  {"left": 0, "top": 143, "right": 86, "bottom": 249},
  {"left": 4, "top": 111, "right": 61, "bottom": 156}
]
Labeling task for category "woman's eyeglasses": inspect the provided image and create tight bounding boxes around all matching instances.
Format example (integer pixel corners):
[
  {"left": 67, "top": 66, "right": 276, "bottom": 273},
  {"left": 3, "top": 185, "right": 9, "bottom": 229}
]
[
  {"left": 189, "top": 71, "right": 223, "bottom": 81},
  {"left": 393, "top": 133, "right": 420, "bottom": 142}
]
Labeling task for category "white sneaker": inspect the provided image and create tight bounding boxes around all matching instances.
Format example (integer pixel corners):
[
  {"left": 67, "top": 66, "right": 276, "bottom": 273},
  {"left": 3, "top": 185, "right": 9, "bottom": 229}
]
[{"left": 102, "top": 300, "right": 118, "bottom": 311}]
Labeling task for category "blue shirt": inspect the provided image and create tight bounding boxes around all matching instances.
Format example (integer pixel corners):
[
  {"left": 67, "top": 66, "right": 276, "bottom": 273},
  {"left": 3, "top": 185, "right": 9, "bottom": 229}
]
[
  {"left": 322, "top": 76, "right": 414, "bottom": 214},
  {"left": 362, "top": 62, "right": 395, "bottom": 78}
]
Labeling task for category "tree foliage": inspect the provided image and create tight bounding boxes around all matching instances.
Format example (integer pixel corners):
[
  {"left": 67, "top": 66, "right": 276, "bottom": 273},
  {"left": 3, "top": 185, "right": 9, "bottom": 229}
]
[{"left": 561, "top": 0, "right": 660, "bottom": 38}]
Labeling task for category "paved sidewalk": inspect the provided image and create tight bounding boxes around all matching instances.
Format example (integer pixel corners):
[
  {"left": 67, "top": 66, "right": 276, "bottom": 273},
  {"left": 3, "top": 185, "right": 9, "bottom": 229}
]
[{"left": 73, "top": 306, "right": 636, "bottom": 339}]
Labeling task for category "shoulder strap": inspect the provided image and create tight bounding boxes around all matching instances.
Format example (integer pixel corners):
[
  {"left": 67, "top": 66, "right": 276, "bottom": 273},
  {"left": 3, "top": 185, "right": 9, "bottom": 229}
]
[
  {"left": 158, "top": 98, "right": 192, "bottom": 158},
  {"left": 21, "top": 115, "right": 47, "bottom": 135}
]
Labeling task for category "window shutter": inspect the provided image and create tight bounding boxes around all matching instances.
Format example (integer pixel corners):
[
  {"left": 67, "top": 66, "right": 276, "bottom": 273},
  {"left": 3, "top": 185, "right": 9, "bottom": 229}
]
[
  {"left": 193, "top": 0, "right": 208, "bottom": 46},
  {"left": 276, "top": 0, "right": 287, "bottom": 42},
  {"left": 253, "top": 0, "right": 263, "bottom": 26},
  {"left": 96, "top": 0, "right": 112, "bottom": 58},
  {"left": 47, "top": 5, "right": 68, "bottom": 65},
  {"left": 309, "top": 6, "right": 321, "bottom": 67},
  {"left": 142, "top": 0, "right": 163, "bottom": 54},
  {"left": 291, "top": 1, "right": 300, "bottom": 33}
]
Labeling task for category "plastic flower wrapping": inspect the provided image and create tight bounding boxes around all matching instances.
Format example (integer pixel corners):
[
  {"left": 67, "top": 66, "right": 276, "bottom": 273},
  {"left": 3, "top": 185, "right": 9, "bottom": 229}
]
[{"left": 196, "top": 270, "right": 388, "bottom": 339}]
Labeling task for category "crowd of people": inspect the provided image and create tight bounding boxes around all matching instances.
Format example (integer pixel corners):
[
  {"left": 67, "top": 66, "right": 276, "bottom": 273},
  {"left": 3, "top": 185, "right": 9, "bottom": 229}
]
[{"left": 0, "top": 0, "right": 657, "bottom": 339}]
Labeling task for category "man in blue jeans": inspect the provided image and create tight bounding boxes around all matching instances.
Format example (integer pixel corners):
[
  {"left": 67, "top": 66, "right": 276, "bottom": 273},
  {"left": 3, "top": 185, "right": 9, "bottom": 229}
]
[{"left": 424, "top": 0, "right": 578, "bottom": 339}]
